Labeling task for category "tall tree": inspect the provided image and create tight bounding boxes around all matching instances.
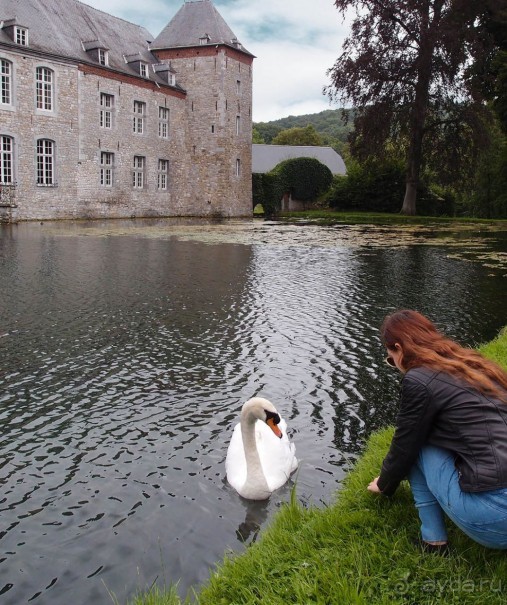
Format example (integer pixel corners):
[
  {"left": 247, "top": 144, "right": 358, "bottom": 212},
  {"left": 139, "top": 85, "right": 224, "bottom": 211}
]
[
  {"left": 271, "top": 125, "right": 324, "bottom": 146},
  {"left": 326, "top": 0, "right": 498, "bottom": 214},
  {"left": 482, "top": 1, "right": 507, "bottom": 132}
]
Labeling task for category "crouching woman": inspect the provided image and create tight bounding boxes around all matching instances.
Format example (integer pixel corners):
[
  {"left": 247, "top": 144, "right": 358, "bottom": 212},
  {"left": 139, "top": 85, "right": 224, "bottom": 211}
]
[{"left": 368, "top": 310, "right": 507, "bottom": 552}]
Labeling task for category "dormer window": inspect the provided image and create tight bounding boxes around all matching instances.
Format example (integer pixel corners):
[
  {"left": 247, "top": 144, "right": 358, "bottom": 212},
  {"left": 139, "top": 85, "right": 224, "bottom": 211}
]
[
  {"left": 98, "top": 49, "right": 109, "bottom": 66},
  {"left": 124, "top": 53, "right": 149, "bottom": 79},
  {"left": 83, "top": 41, "right": 110, "bottom": 67},
  {"left": 2, "top": 21, "right": 30, "bottom": 46},
  {"left": 15, "top": 26, "right": 28, "bottom": 46},
  {"left": 153, "top": 63, "right": 176, "bottom": 86},
  {"left": 199, "top": 34, "right": 211, "bottom": 45}
]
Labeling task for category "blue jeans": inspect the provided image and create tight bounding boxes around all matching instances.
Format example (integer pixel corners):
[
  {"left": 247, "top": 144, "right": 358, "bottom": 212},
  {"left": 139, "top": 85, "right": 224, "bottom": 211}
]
[{"left": 408, "top": 445, "right": 507, "bottom": 549}]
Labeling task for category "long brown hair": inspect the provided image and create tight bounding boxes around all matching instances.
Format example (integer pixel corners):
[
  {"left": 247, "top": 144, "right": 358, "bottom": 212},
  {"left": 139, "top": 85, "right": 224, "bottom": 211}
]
[{"left": 381, "top": 310, "right": 507, "bottom": 402}]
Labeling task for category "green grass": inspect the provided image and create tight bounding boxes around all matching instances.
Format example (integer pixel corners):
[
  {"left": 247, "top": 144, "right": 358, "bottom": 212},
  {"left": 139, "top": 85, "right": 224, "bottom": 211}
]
[
  {"left": 277, "top": 209, "right": 507, "bottom": 226},
  {"left": 131, "top": 328, "right": 507, "bottom": 605}
]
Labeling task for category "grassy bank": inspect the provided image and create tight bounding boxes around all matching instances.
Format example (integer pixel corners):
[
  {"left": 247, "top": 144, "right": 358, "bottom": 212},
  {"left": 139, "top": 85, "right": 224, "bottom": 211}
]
[
  {"left": 132, "top": 328, "right": 507, "bottom": 605},
  {"left": 277, "top": 209, "right": 507, "bottom": 226}
]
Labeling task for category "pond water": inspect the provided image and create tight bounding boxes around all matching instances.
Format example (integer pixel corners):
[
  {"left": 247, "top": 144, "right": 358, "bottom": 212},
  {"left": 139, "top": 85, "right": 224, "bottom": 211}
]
[{"left": 0, "top": 218, "right": 506, "bottom": 604}]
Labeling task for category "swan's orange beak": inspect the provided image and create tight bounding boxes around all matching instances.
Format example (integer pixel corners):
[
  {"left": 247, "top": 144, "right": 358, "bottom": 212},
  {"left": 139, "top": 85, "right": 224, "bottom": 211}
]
[{"left": 267, "top": 417, "right": 283, "bottom": 439}]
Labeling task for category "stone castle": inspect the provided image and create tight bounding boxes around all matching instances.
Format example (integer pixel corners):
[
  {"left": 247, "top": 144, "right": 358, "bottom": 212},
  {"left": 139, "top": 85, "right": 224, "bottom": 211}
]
[{"left": 0, "top": 0, "right": 254, "bottom": 222}]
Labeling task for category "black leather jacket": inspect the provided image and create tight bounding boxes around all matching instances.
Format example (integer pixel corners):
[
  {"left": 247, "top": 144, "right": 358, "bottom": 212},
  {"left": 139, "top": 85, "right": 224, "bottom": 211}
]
[{"left": 377, "top": 367, "right": 507, "bottom": 496}]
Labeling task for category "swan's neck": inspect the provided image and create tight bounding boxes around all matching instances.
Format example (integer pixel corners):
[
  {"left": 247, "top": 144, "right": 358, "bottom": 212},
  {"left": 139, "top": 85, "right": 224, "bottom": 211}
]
[{"left": 240, "top": 416, "right": 270, "bottom": 498}]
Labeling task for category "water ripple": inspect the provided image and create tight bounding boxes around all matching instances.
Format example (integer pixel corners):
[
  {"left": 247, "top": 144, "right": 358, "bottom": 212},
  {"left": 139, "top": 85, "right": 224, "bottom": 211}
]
[{"left": 0, "top": 220, "right": 506, "bottom": 603}]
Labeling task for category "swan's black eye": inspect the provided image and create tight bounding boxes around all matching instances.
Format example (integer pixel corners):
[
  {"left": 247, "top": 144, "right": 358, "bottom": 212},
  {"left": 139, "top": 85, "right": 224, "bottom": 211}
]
[{"left": 265, "top": 410, "right": 280, "bottom": 425}]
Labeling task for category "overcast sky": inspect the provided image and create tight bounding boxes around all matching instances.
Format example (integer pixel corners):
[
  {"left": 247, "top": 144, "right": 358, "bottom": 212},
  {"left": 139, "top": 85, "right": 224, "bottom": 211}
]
[{"left": 82, "top": 0, "right": 350, "bottom": 123}]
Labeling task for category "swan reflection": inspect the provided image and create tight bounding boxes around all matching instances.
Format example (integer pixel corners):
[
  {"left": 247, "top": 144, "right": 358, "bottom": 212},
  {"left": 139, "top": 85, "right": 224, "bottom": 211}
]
[{"left": 236, "top": 498, "right": 269, "bottom": 544}]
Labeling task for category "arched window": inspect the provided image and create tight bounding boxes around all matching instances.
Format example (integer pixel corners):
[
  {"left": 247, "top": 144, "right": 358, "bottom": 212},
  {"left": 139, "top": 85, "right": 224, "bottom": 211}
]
[
  {"left": 0, "top": 135, "right": 13, "bottom": 184},
  {"left": 36, "top": 67, "right": 53, "bottom": 111},
  {"left": 1, "top": 59, "right": 12, "bottom": 105},
  {"left": 235, "top": 158, "right": 241, "bottom": 177},
  {"left": 36, "top": 139, "right": 55, "bottom": 185}
]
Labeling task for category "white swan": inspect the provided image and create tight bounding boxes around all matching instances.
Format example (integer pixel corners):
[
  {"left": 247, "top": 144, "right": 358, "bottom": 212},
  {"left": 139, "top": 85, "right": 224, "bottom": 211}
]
[{"left": 225, "top": 397, "right": 298, "bottom": 500}]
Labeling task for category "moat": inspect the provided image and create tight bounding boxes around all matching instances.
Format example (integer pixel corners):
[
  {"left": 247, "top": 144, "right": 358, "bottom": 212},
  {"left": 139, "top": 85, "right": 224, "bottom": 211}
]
[{"left": 1, "top": 218, "right": 506, "bottom": 604}]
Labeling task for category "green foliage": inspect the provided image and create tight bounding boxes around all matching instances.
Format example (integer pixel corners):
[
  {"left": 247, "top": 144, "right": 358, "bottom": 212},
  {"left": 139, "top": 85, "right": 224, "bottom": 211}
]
[
  {"left": 326, "top": 1, "right": 500, "bottom": 216},
  {"left": 251, "top": 173, "right": 265, "bottom": 208},
  {"left": 480, "top": 2, "right": 507, "bottom": 133},
  {"left": 256, "top": 172, "right": 281, "bottom": 217},
  {"left": 252, "top": 158, "right": 333, "bottom": 215},
  {"left": 271, "top": 157, "right": 333, "bottom": 203},
  {"left": 271, "top": 124, "right": 324, "bottom": 146},
  {"left": 325, "top": 158, "right": 455, "bottom": 216},
  {"left": 479, "top": 327, "right": 507, "bottom": 369},
  {"left": 129, "top": 585, "right": 185, "bottom": 605},
  {"left": 251, "top": 128, "right": 265, "bottom": 144},
  {"left": 466, "top": 126, "right": 507, "bottom": 218},
  {"left": 252, "top": 122, "right": 284, "bottom": 144},
  {"left": 325, "top": 158, "right": 405, "bottom": 212},
  {"left": 253, "top": 108, "right": 354, "bottom": 152},
  {"left": 492, "top": 51, "right": 507, "bottom": 133}
]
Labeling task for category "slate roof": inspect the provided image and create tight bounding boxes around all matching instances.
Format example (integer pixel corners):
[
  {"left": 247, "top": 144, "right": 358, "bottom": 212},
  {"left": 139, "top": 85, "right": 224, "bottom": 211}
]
[
  {"left": 151, "top": 0, "right": 253, "bottom": 56},
  {"left": 252, "top": 144, "right": 347, "bottom": 175},
  {"left": 0, "top": 0, "right": 182, "bottom": 88}
]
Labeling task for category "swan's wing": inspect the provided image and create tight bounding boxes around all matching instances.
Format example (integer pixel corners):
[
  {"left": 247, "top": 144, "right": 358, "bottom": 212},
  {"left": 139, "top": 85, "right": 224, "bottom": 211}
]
[
  {"left": 225, "top": 423, "right": 247, "bottom": 492},
  {"left": 256, "top": 417, "right": 298, "bottom": 491}
]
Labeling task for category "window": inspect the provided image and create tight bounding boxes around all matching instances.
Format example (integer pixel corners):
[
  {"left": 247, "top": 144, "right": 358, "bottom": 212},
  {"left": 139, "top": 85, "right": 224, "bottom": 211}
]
[
  {"left": 140, "top": 63, "right": 148, "bottom": 78},
  {"left": 1, "top": 59, "right": 11, "bottom": 105},
  {"left": 235, "top": 158, "right": 241, "bottom": 177},
  {"left": 98, "top": 49, "right": 109, "bottom": 66},
  {"left": 0, "top": 135, "right": 13, "bottom": 184},
  {"left": 133, "top": 101, "right": 145, "bottom": 134},
  {"left": 15, "top": 27, "right": 28, "bottom": 46},
  {"left": 100, "top": 93, "right": 113, "bottom": 128},
  {"left": 132, "top": 155, "right": 145, "bottom": 188},
  {"left": 236, "top": 115, "right": 241, "bottom": 135},
  {"left": 158, "top": 107, "right": 169, "bottom": 138},
  {"left": 157, "top": 159, "right": 168, "bottom": 190},
  {"left": 37, "top": 139, "right": 55, "bottom": 185},
  {"left": 100, "top": 152, "right": 114, "bottom": 187},
  {"left": 236, "top": 80, "right": 241, "bottom": 94},
  {"left": 36, "top": 67, "right": 53, "bottom": 111}
]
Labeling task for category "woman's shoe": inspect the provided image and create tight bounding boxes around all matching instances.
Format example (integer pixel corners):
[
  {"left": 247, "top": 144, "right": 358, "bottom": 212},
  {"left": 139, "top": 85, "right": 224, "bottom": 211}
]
[{"left": 413, "top": 539, "right": 450, "bottom": 556}]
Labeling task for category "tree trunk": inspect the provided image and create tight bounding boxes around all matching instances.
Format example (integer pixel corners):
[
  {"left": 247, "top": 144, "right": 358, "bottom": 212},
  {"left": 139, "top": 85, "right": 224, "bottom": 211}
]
[
  {"left": 400, "top": 94, "right": 427, "bottom": 216},
  {"left": 399, "top": 0, "right": 444, "bottom": 215},
  {"left": 401, "top": 180, "right": 417, "bottom": 215}
]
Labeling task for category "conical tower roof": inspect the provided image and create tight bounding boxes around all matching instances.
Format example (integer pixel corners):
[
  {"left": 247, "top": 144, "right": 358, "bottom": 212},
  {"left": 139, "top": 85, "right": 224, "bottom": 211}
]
[{"left": 151, "top": 0, "right": 253, "bottom": 56}]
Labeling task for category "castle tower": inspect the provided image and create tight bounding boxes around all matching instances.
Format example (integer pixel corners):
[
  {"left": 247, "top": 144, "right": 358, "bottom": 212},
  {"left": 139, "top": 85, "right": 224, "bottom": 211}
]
[{"left": 151, "top": 0, "right": 254, "bottom": 217}]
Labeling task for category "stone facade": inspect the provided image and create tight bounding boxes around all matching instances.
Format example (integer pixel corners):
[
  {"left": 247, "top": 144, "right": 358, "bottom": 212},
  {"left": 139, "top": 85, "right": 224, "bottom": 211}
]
[{"left": 0, "top": 0, "right": 254, "bottom": 222}]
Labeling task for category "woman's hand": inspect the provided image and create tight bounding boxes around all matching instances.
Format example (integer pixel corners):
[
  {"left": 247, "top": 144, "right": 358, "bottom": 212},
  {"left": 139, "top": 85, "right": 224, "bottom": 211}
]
[{"left": 367, "top": 476, "right": 382, "bottom": 493}]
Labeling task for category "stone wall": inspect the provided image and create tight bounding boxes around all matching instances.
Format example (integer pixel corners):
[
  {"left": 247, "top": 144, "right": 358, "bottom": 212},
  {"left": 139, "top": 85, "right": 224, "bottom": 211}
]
[
  {"left": 0, "top": 49, "right": 80, "bottom": 221},
  {"left": 153, "top": 46, "right": 253, "bottom": 218},
  {"left": 76, "top": 66, "right": 187, "bottom": 219},
  {"left": 1, "top": 44, "right": 253, "bottom": 221}
]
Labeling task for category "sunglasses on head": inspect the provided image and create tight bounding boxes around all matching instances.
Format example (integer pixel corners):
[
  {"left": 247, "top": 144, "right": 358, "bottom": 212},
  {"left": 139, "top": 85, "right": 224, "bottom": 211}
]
[{"left": 385, "top": 356, "right": 396, "bottom": 368}]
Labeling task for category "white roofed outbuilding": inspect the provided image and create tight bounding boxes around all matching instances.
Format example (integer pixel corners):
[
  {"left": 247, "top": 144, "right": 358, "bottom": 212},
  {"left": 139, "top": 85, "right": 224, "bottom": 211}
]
[{"left": 252, "top": 144, "right": 347, "bottom": 175}]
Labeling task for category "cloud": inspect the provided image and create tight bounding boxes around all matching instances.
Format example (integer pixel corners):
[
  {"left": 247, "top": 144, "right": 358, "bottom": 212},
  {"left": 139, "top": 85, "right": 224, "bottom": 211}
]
[
  {"left": 252, "top": 40, "right": 338, "bottom": 122},
  {"left": 82, "top": 0, "right": 350, "bottom": 122},
  {"left": 221, "top": 0, "right": 349, "bottom": 121}
]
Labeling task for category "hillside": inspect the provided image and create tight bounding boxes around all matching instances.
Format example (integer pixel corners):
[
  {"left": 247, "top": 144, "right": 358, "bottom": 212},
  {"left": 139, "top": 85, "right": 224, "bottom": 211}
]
[{"left": 253, "top": 108, "right": 355, "bottom": 148}]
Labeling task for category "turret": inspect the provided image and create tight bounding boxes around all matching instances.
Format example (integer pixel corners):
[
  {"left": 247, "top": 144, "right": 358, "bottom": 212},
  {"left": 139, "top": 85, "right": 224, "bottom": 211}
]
[{"left": 151, "top": 0, "right": 255, "bottom": 217}]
